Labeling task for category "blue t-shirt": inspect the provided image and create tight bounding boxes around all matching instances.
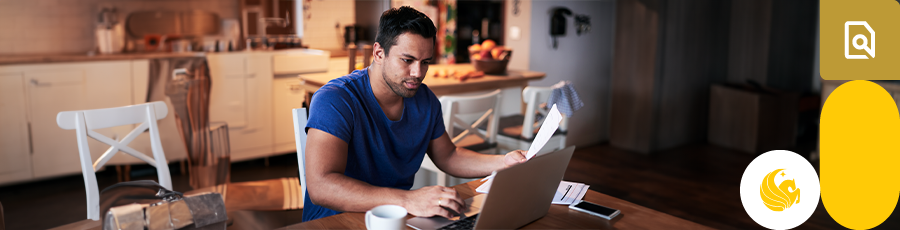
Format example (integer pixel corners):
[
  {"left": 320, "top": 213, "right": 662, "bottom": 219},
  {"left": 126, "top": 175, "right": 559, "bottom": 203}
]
[{"left": 302, "top": 68, "right": 446, "bottom": 222}]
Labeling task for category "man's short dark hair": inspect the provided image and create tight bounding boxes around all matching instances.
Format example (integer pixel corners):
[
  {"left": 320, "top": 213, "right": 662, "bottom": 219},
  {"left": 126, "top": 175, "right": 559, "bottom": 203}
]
[{"left": 375, "top": 6, "right": 437, "bottom": 56}]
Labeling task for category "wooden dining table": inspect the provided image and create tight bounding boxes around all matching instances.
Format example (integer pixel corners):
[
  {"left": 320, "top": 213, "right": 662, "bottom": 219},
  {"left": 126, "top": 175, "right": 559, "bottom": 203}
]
[
  {"left": 277, "top": 180, "right": 713, "bottom": 229},
  {"left": 296, "top": 57, "right": 547, "bottom": 97}
]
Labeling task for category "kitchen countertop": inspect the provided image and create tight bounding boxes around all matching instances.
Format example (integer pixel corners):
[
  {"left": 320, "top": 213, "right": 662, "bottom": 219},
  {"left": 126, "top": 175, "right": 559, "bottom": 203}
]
[
  {"left": 0, "top": 49, "right": 327, "bottom": 65},
  {"left": 298, "top": 57, "right": 546, "bottom": 96}
]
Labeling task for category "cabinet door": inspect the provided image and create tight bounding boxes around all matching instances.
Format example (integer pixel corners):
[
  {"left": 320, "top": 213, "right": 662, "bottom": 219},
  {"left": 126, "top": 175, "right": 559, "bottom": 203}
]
[
  {"left": 238, "top": 53, "right": 274, "bottom": 160},
  {"left": 272, "top": 75, "right": 306, "bottom": 153},
  {"left": 0, "top": 73, "right": 33, "bottom": 185},
  {"left": 27, "top": 69, "right": 89, "bottom": 178},
  {"left": 27, "top": 61, "right": 135, "bottom": 179},
  {"left": 83, "top": 61, "right": 142, "bottom": 166},
  {"left": 209, "top": 54, "right": 249, "bottom": 129},
  {"left": 208, "top": 53, "right": 274, "bottom": 161}
]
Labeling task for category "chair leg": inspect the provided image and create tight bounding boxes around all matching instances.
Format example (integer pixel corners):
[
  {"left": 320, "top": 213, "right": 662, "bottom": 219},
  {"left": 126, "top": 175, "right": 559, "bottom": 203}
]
[
  {"left": 437, "top": 172, "right": 447, "bottom": 187},
  {"left": 115, "top": 165, "right": 123, "bottom": 182},
  {"left": 114, "top": 165, "right": 133, "bottom": 182},
  {"left": 1, "top": 200, "right": 5, "bottom": 230},
  {"left": 124, "top": 165, "right": 131, "bottom": 182}
]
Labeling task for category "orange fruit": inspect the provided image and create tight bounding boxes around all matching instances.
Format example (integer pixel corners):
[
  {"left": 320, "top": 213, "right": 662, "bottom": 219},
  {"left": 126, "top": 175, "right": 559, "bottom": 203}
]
[
  {"left": 469, "top": 44, "right": 482, "bottom": 52},
  {"left": 481, "top": 39, "right": 496, "bottom": 51},
  {"left": 491, "top": 47, "right": 505, "bottom": 59}
]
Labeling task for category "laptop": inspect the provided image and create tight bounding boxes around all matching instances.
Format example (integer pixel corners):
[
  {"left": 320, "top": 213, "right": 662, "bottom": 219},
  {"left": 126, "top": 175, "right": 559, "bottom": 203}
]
[{"left": 407, "top": 146, "right": 576, "bottom": 230}]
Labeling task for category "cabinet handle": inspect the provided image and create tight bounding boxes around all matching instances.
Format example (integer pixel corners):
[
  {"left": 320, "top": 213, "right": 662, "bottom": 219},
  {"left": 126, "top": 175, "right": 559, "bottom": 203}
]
[
  {"left": 30, "top": 79, "right": 54, "bottom": 86},
  {"left": 27, "top": 122, "right": 33, "bottom": 155}
]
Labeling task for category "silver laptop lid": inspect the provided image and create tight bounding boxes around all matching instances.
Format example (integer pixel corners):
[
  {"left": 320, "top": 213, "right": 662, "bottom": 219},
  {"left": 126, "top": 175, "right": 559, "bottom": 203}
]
[{"left": 473, "top": 146, "right": 576, "bottom": 229}]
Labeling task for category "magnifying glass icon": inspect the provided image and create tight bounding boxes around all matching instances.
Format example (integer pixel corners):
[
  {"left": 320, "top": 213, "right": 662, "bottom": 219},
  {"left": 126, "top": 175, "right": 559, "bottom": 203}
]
[
  {"left": 845, "top": 21, "right": 875, "bottom": 59},
  {"left": 853, "top": 34, "right": 875, "bottom": 57}
]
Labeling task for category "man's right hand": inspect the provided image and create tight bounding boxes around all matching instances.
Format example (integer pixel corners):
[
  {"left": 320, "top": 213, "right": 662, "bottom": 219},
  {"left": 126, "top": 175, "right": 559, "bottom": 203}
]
[{"left": 404, "top": 185, "right": 466, "bottom": 218}]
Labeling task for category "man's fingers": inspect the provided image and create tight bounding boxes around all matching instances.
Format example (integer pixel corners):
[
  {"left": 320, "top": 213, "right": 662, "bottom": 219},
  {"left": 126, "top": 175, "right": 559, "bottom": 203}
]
[
  {"left": 433, "top": 205, "right": 451, "bottom": 218},
  {"left": 442, "top": 195, "right": 466, "bottom": 215},
  {"left": 514, "top": 150, "right": 527, "bottom": 161},
  {"left": 434, "top": 187, "right": 465, "bottom": 216},
  {"left": 504, "top": 150, "right": 528, "bottom": 166},
  {"left": 442, "top": 192, "right": 464, "bottom": 205},
  {"left": 444, "top": 187, "right": 457, "bottom": 196}
]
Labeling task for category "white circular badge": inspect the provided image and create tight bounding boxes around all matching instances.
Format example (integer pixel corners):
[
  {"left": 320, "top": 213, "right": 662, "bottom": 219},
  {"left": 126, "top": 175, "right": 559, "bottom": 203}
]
[{"left": 740, "top": 150, "right": 820, "bottom": 230}]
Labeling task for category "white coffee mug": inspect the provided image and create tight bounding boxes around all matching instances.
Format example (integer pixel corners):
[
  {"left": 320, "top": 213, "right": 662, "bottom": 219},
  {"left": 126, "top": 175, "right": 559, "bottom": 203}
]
[{"left": 365, "top": 205, "right": 408, "bottom": 230}]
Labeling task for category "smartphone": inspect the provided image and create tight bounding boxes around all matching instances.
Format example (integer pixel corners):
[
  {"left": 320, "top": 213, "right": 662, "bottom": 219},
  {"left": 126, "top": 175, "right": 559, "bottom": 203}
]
[{"left": 569, "top": 200, "right": 620, "bottom": 220}]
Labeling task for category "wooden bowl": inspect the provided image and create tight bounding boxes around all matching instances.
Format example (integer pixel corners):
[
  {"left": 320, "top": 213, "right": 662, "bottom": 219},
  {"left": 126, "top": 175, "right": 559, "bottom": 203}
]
[
  {"left": 473, "top": 59, "right": 510, "bottom": 75},
  {"left": 471, "top": 49, "right": 512, "bottom": 75}
]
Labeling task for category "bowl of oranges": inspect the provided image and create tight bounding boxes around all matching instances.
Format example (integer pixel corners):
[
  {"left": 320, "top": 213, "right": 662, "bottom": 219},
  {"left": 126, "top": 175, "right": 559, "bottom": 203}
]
[{"left": 469, "top": 39, "right": 512, "bottom": 75}]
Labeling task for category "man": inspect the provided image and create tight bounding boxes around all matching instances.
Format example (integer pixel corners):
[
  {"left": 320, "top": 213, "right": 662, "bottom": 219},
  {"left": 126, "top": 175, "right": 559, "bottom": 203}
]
[{"left": 303, "top": 6, "right": 527, "bottom": 222}]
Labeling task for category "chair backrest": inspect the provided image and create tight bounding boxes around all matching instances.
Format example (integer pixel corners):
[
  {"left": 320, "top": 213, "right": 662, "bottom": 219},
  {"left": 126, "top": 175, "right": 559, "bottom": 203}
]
[
  {"left": 522, "top": 87, "right": 570, "bottom": 139},
  {"left": 56, "top": 101, "right": 172, "bottom": 220},
  {"left": 438, "top": 89, "right": 502, "bottom": 145},
  {"left": 291, "top": 108, "right": 309, "bottom": 203}
]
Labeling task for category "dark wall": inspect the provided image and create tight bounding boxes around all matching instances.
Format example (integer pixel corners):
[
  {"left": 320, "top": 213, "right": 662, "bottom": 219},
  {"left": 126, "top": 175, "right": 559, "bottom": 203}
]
[
  {"left": 654, "top": 0, "right": 731, "bottom": 150},
  {"left": 355, "top": 0, "right": 390, "bottom": 43},
  {"left": 610, "top": 0, "right": 663, "bottom": 153},
  {"left": 766, "top": 0, "right": 819, "bottom": 93},
  {"left": 611, "top": 0, "right": 819, "bottom": 153},
  {"left": 610, "top": 0, "right": 731, "bottom": 153}
]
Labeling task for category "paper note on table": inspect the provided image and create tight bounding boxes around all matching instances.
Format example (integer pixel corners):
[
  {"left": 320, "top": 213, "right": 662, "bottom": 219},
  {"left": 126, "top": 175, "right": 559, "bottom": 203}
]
[
  {"left": 551, "top": 181, "right": 590, "bottom": 205},
  {"left": 476, "top": 105, "right": 563, "bottom": 194}
]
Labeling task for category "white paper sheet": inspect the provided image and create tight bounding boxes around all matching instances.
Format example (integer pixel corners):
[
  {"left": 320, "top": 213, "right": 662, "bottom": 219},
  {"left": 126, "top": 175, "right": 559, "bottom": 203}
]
[
  {"left": 551, "top": 181, "right": 590, "bottom": 205},
  {"left": 475, "top": 171, "right": 496, "bottom": 193},
  {"left": 525, "top": 104, "right": 562, "bottom": 159}
]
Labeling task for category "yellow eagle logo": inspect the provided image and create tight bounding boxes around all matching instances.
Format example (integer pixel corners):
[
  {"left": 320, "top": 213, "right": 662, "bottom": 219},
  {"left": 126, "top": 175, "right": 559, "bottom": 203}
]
[{"left": 760, "top": 169, "right": 800, "bottom": 211}]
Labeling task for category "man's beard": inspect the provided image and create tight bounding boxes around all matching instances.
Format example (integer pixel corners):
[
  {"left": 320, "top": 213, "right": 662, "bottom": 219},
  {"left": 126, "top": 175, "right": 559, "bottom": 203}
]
[{"left": 382, "top": 68, "right": 419, "bottom": 98}]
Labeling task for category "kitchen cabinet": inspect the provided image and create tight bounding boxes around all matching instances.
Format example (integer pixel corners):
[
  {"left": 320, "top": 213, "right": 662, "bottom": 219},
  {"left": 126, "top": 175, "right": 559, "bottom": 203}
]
[
  {"left": 271, "top": 50, "right": 331, "bottom": 154},
  {"left": 0, "top": 60, "right": 149, "bottom": 184},
  {"left": 25, "top": 67, "right": 90, "bottom": 179},
  {"left": 0, "top": 73, "right": 32, "bottom": 185},
  {"left": 0, "top": 49, "right": 326, "bottom": 185},
  {"left": 24, "top": 61, "right": 136, "bottom": 179},
  {"left": 272, "top": 75, "right": 306, "bottom": 153},
  {"left": 207, "top": 52, "right": 274, "bottom": 161}
]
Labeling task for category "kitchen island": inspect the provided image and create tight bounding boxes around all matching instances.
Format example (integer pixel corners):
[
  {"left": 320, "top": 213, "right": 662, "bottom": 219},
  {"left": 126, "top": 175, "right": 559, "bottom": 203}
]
[{"left": 297, "top": 58, "right": 546, "bottom": 96}]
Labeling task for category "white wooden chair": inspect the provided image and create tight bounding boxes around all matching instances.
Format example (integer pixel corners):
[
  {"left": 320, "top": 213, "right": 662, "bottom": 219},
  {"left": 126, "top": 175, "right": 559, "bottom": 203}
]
[
  {"left": 495, "top": 87, "right": 569, "bottom": 155},
  {"left": 291, "top": 108, "right": 308, "bottom": 209},
  {"left": 56, "top": 101, "right": 173, "bottom": 220},
  {"left": 422, "top": 89, "right": 502, "bottom": 187}
]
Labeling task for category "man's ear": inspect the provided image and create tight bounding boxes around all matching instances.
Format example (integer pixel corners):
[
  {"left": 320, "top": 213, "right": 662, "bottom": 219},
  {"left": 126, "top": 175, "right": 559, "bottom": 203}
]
[{"left": 373, "top": 42, "right": 386, "bottom": 63}]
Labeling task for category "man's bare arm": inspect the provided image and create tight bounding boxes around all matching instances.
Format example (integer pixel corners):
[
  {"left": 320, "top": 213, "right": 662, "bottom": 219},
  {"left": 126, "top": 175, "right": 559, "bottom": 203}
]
[
  {"left": 426, "top": 132, "right": 527, "bottom": 178},
  {"left": 305, "top": 128, "right": 466, "bottom": 218}
]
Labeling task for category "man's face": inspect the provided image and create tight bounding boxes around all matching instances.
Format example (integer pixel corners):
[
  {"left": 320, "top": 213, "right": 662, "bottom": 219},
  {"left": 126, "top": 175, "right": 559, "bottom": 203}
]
[{"left": 380, "top": 33, "right": 434, "bottom": 98}]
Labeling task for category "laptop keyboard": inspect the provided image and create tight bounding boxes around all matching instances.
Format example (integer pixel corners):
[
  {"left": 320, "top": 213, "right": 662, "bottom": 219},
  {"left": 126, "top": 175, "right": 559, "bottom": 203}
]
[{"left": 437, "top": 214, "right": 479, "bottom": 230}]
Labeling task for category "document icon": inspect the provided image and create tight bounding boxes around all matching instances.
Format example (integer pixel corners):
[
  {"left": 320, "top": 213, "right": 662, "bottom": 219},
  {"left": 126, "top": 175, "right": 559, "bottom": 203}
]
[
  {"left": 821, "top": 0, "right": 900, "bottom": 80},
  {"left": 845, "top": 21, "right": 875, "bottom": 59}
]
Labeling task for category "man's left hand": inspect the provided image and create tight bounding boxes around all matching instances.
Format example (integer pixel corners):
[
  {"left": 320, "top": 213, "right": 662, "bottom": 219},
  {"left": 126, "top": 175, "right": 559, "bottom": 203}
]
[{"left": 502, "top": 150, "right": 528, "bottom": 167}]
